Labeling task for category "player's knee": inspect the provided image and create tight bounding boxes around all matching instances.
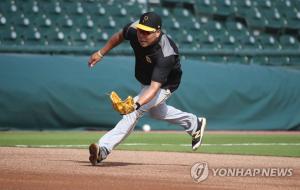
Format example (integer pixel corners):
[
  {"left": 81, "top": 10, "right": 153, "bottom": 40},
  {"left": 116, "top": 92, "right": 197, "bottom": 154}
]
[{"left": 149, "top": 111, "right": 163, "bottom": 120}]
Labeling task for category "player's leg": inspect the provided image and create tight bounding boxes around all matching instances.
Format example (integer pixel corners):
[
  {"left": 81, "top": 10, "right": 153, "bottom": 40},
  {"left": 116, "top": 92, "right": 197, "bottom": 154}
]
[
  {"left": 89, "top": 106, "right": 144, "bottom": 165},
  {"left": 149, "top": 103, "right": 206, "bottom": 150},
  {"left": 89, "top": 87, "right": 171, "bottom": 165}
]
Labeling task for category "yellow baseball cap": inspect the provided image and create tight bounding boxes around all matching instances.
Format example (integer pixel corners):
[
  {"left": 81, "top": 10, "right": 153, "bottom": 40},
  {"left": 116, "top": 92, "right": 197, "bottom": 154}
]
[{"left": 136, "top": 12, "right": 162, "bottom": 32}]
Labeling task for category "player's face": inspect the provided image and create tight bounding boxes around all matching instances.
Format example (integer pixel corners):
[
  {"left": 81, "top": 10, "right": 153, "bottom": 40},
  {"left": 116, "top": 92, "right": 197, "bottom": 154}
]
[{"left": 137, "top": 29, "right": 160, "bottom": 47}]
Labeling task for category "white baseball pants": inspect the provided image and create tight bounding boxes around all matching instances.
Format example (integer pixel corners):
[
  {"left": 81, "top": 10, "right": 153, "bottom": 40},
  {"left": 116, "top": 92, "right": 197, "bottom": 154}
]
[{"left": 98, "top": 86, "right": 199, "bottom": 153}]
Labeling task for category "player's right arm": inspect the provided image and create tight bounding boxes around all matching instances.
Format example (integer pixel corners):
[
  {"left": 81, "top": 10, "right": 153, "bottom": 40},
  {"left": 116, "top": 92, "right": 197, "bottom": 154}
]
[{"left": 88, "top": 31, "right": 124, "bottom": 67}]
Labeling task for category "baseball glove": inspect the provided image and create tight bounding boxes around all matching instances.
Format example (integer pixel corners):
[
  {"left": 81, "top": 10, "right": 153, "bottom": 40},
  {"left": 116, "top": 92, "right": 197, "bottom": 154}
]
[{"left": 110, "top": 91, "right": 135, "bottom": 115}]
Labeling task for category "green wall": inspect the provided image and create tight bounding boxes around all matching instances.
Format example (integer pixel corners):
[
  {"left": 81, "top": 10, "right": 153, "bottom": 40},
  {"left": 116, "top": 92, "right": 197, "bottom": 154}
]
[{"left": 0, "top": 54, "right": 299, "bottom": 130}]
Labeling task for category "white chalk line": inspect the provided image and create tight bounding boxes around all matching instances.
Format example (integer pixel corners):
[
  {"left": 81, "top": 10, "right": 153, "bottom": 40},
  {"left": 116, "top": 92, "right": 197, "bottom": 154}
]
[{"left": 14, "top": 143, "right": 300, "bottom": 148}]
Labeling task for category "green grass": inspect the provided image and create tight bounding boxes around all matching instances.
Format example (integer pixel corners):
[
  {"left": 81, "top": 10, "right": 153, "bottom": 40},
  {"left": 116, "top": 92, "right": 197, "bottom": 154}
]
[{"left": 0, "top": 131, "right": 300, "bottom": 157}]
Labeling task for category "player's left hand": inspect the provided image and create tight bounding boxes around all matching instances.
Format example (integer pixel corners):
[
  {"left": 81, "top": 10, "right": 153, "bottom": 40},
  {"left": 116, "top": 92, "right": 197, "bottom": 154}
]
[{"left": 109, "top": 91, "right": 140, "bottom": 115}]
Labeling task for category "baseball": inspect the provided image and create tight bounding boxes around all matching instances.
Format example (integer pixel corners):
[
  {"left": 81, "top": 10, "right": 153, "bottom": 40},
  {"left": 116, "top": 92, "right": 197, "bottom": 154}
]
[{"left": 142, "top": 124, "right": 151, "bottom": 132}]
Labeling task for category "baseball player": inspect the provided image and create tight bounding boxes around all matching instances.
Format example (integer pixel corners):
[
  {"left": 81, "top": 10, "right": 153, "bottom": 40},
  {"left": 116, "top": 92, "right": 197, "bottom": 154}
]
[{"left": 88, "top": 12, "right": 206, "bottom": 165}]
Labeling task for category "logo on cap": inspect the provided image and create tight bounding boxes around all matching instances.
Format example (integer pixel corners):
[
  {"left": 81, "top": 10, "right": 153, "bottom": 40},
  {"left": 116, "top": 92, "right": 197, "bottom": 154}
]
[{"left": 143, "top": 16, "right": 148, "bottom": 23}]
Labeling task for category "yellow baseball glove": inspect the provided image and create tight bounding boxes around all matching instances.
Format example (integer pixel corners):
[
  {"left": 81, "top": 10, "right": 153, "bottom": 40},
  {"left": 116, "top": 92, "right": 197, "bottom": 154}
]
[{"left": 109, "top": 91, "right": 135, "bottom": 115}]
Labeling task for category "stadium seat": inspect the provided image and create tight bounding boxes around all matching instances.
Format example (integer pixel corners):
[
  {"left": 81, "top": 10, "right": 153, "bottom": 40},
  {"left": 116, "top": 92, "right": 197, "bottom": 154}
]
[
  {"left": 219, "top": 35, "right": 238, "bottom": 50},
  {"left": 290, "top": 56, "right": 300, "bottom": 65},
  {"left": 256, "top": 34, "right": 280, "bottom": 50},
  {"left": 245, "top": 8, "right": 267, "bottom": 29},
  {"left": 1, "top": 28, "right": 20, "bottom": 45},
  {"left": 196, "top": 33, "right": 219, "bottom": 50},
  {"left": 172, "top": 7, "right": 192, "bottom": 19},
  {"left": 241, "top": 35, "right": 260, "bottom": 50},
  {"left": 0, "top": 14, "right": 8, "bottom": 30},
  {"left": 233, "top": 0, "right": 253, "bottom": 18},
  {"left": 194, "top": 0, "right": 216, "bottom": 15},
  {"left": 41, "top": 1, "right": 63, "bottom": 15},
  {"left": 279, "top": 35, "right": 300, "bottom": 49},
  {"left": 148, "top": 6, "right": 170, "bottom": 18},
  {"left": 263, "top": 9, "right": 285, "bottom": 29},
  {"left": 227, "top": 55, "right": 250, "bottom": 64},
  {"left": 285, "top": 10, "right": 300, "bottom": 29},
  {"left": 201, "top": 20, "right": 226, "bottom": 40},
  {"left": 63, "top": 1, "right": 85, "bottom": 15},
  {"left": 251, "top": 56, "right": 270, "bottom": 65},
  {"left": 121, "top": 1, "right": 146, "bottom": 18},
  {"left": 1, "top": 0, "right": 18, "bottom": 14},
  {"left": 225, "top": 20, "right": 249, "bottom": 39},
  {"left": 254, "top": 0, "right": 273, "bottom": 10},
  {"left": 205, "top": 55, "right": 226, "bottom": 63},
  {"left": 33, "top": 14, "right": 53, "bottom": 28},
  {"left": 268, "top": 56, "right": 290, "bottom": 66},
  {"left": 56, "top": 15, "right": 74, "bottom": 28},
  {"left": 213, "top": 0, "right": 235, "bottom": 17},
  {"left": 22, "top": 27, "right": 45, "bottom": 46}
]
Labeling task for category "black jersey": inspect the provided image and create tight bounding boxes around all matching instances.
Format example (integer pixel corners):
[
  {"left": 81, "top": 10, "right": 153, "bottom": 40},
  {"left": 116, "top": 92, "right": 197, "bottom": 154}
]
[{"left": 122, "top": 22, "right": 182, "bottom": 92}]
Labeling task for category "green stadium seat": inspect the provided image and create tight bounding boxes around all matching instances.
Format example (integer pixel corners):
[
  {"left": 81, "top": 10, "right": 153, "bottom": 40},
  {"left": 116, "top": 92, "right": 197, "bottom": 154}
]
[
  {"left": 227, "top": 56, "right": 250, "bottom": 64},
  {"left": 0, "top": 0, "right": 11, "bottom": 13},
  {"left": 71, "top": 30, "right": 89, "bottom": 47},
  {"left": 1, "top": 0, "right": 18, "bottom": 14},
  {"left": 219, "top": 35, "right": 237, "bottom": 50},
  {"left": 201, "top": 20, "right": 226, "bottom": 40},
  {"left": 225, "top": 20, "right": 249, "bottom": 39},
  {"left": 0, "top": 29, "right": 21, "bottom": 46},
  {"left": 148, "top": 6, "right": 170, "bottom": 18},
  {"left": 0, "top": 14, "right": 8, "bottom": 30},
  {"left": 41, "top": 1, "right": 63, "bottom": 16},
  {"left": 241, "top": 35, "right": 260, "bottom": 50},
  {"left": 268, "top": 56, "right": 290, "bottom": 66},
  {"left": 121, "top": 1, "right": 146, "bottom": 18},
  {"left": 22, "top": 27, "right": 45, "bottom": 46},
  {"left": 196, "top": 33, "right": 219, "bottom": 50},
  {"left": 194, "top": 0, "right": 216, "bottom": 15},
  {"left": 256, "top": 34, "right": 280, "bottom": 50},
  {"left": 254, "top": 0, "right": 273, "bottom": 10},
  {"left": 274, "top": 0, "right": 293, "bottom": 19},
  {"left": 245, "top": 8, "right": 267, "bottom": 29},
  {"left": 33, "top": 15, "right": 53, "bottom": 28},
  {"left": 285, "top": 10, "right": 300, "bottom": 29},
  {"left": 163, "top": 16, "right": 181, "bottom": 31},
  {"left": 263, "top": 9, "right": 285, "bottom": 29},
  {"left": 213, "top": 0, "right": 235, "bottom": 17},
  {"left": 179, "top": 32, "right": 198, "bottom": 50},
  {"left": 232, "top": 0, "right": 252, "bottom": 18},
  {"left": 118, "top": 17, "right": 136, "bottom": 27},
  {"left": 172, "top": 8, "right": 200, "bottom": 31},
  {"left": 279, "top": 35, "right": 300, "bottom": 49},
  {"left": 172, "top": 8, "right": 192, "bottom": 19},
  {"left": 104, "top": 3, "right": 128, "bottom": 17},
  {"left": 205, "top": 55, "right": 226, "bottom": 63},
  {"left": 62, "top": 1, "right": 85, "bottom": 16},
  {"left": 251, "top": 56, "right": 270, "bottom": 65},
  {"left": 290, "top": 56, "right": 300, "bottom": 65}
]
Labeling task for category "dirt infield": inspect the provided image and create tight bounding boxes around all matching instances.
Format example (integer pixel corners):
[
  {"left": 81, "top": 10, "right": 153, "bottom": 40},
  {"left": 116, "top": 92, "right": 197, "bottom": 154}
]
[{"left": 0, "top": 147, "right": 299, "bottom": 190}]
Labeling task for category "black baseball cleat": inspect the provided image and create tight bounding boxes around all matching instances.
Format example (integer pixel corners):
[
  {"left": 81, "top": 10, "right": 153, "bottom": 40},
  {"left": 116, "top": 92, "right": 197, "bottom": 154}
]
[
  {"left": 89, "top": 143, "right": 100, "bottom": 166},
  {"left": 191, "top": 117, "right": 207, "bottom": 151},
  {"left": 89, "top": 143, "right": 109, "bottom": 166}
]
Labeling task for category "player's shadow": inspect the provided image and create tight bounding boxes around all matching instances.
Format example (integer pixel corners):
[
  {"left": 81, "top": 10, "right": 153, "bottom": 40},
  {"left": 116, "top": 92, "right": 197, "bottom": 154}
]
[
  {"left": 92, "top": 161, "right": 143, "bottom": 167},
  {"left": 52, "top": 160, "right": 189, "bottom": 167},
  {"left": 75, "top": 160, "right": 189, "bottom": 167}
]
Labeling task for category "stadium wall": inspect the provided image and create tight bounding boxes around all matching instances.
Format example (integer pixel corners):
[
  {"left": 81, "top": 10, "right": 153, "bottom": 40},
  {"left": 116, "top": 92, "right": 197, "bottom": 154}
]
[{"left": 0, "top": 53, "right": 299, "bottom": 130}]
